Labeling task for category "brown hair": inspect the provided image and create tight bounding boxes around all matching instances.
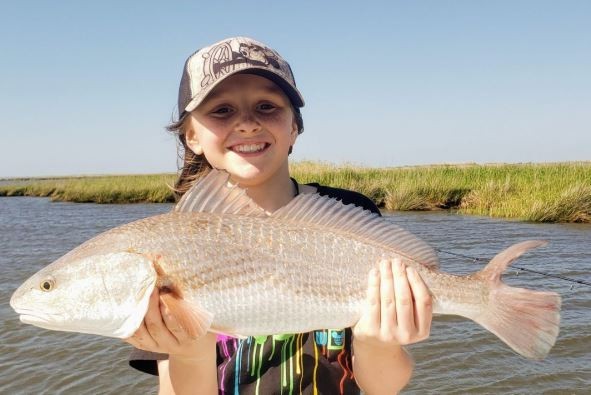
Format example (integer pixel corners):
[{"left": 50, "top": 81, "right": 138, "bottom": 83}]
[{"left": 168, "top": 106, "right": 304, "bottom": 200}]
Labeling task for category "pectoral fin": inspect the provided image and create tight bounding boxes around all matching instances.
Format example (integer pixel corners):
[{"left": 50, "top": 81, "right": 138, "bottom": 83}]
[
  {"left": 148, "top": 253, "right": 214, "bottom": 339},
  {"left": 160, "top": 292, "right": 213, "bottom": 339}
]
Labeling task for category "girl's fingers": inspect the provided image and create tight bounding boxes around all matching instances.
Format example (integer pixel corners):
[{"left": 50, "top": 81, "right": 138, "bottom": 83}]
[
  {"left": 354, "top": 259, "right": 433, "bottom": 347},
  {"left": 380, "top": 259, "right": 397, "bottom": 332},
  {"left": 407, "top": 266, "right": 433, "bottom": 339},
  {"left": 143, "top": 289, "right": 163, "bottom": 343},
  {"left": 143, "top": 289, "right": 179, "bottom": 348},
  {"left": 160, "top": 299, "right": 188, "bottom": 343},
  {"left": 364, "top": 267, "right": 381, "bottom": 330},
  {"left": 125, "top": 321, "right": 158, "bottom": 351},
  {"left": 392, "top": 259, "right": 415, "bottom": 338},
  {"left": 353, "top": 266, "right": 381, "bottom": 339}
]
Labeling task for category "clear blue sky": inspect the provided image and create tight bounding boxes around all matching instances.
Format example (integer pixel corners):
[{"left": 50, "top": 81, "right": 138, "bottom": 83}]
[{"left": 1, "top": 1, "right": 589, "bottom": 177}]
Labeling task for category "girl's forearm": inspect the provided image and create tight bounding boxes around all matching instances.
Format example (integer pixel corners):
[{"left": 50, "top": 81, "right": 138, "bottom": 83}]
[
  {"left": 159, "top": 334, "right": 218, "bottom": 395},
  {"left": 168, "top": 356, "right": 218, "bottom": 395},
  {"left": 352, "top": 339, "right": 413, "bottom": 395}
]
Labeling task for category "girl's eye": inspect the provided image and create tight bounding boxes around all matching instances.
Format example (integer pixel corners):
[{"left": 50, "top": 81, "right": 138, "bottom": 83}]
[
  {"left": 257, "top": 103, "right": 277, "bottom": 112},
  {"left": 210, "top": 106, "right": 234, "bottom": 116}
]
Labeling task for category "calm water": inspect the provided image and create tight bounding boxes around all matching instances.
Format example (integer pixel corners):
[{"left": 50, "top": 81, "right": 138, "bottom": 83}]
[{"left": 0, "top": 197, "right": 589, "bottom": 394}]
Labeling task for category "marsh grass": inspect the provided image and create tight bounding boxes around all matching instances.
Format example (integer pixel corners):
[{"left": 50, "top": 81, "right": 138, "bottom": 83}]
[
  {"left": 290, "top": 161, "right": 591, "bottom": 223},
  {"left": 0, "top": 174, "right": 177, "bottom": 203},
  {"left": 1, "top": 162, "right": 589, "bottom": 222}
]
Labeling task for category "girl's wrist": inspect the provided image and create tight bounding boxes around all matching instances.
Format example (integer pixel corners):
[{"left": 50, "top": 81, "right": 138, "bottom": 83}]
[
  {"left": 353, "top": 335, "right": 404, "bottom": 354},
  {"left": 169, "top": 353, "right": 210, "bottom": 364},
  {"left": 169, "top": 333, "right": 217, "bottom": 362}
]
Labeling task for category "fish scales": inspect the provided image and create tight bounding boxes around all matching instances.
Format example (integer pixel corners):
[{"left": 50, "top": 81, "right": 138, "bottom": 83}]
[
  {"left": 116, "top": 213, "right": 388, "bottom": 333},
  {"left": 78, "top": 212, "right": 496, "bottom": 334},
  {"left": 11, "top": 169, "right": 561, "bottom": 360}
]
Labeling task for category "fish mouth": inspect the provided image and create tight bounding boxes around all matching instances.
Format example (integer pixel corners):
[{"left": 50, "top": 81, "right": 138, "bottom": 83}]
[{"left": 13, "top": 308, "right": 62, "bottom": 325}]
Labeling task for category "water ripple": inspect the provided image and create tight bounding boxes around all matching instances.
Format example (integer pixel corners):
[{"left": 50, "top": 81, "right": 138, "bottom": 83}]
[{"left": 0, "top": 198, "right": 589, "bottom": 394}]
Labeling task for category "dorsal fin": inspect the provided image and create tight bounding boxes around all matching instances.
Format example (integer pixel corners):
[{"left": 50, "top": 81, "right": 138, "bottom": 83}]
[
  {"left": 273, "top": 193, "right": 440, "bottom": 269},
  {"left": 175, "top": 169, "right": 439, "bottom": 269},
  {"left": 476, "top": 240, "right": 548, "bottom": 282},
  {"left": 174, "top": 169, "right": 266, "bottom": 216}
]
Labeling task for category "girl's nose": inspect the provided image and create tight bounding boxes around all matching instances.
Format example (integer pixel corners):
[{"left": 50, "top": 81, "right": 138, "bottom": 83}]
[{"left": 235, "top": 111, "right": 262, "bottom": 134}]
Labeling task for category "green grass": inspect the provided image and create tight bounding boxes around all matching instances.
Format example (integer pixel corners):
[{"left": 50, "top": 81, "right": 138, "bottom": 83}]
[
  {"left": 1, "top": 162, "right": 590, "bottom": 223},
  {"left": 291, "top": 161, "right": 591, "bottom": 223},
  {"left": 0, "top": 174, "right": 176, "bottom": 203}
]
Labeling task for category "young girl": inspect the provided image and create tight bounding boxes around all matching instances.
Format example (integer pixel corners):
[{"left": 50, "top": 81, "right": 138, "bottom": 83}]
[{"left": 126, "top": 36, "right": 433, "bottom": 395}]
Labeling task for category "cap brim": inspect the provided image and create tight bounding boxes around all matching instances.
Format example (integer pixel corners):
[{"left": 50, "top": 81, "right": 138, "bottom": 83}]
[{"left": 183, "top": 66, "right": 304, "bottom": 115}]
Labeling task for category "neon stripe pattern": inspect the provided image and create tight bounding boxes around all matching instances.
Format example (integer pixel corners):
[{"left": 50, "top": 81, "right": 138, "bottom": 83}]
[{"left": 216, "top": 329, "right": 359, "bottom": 394}]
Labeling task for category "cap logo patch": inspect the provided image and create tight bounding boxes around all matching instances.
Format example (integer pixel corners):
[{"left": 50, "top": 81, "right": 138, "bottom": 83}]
[
  {"left": 179, "top": 37, "right": 304, "bottom": 113},
  {"left": 201, "top": 41, "right": 283, "bottom": 89}
]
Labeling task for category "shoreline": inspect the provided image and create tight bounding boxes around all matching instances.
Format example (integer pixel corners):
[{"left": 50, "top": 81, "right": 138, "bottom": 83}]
[{"left": 1, "top": 161, "right": 589, "bottom": 223}]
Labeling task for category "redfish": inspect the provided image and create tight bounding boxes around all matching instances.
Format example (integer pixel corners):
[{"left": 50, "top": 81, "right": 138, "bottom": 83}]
[{"left": 10, "top": 170, "right": 561, "bottom": 359}]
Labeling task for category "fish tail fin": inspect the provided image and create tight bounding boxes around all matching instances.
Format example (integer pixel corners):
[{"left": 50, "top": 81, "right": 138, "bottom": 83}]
[{"left": 472, "top": 240, "right": 561, "bottom": 359}]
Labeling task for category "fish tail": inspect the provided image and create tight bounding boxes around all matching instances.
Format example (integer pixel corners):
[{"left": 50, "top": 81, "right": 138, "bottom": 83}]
[{"left": 472, "top": 240, "right": 561, "bottom": 359}]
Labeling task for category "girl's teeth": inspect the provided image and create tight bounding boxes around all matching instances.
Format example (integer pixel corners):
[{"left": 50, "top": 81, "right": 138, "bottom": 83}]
[{"left": 234, "top": 143, "right": 265, "bottom": 153}]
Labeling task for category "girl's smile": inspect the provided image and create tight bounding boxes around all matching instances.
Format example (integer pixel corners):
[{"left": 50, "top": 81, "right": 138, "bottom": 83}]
[
  {"left": 183, "top": 73, "right": 299, "bottom": 210},
  {"left": 228, "top": 142, "right": 270, "bottom": 155}
]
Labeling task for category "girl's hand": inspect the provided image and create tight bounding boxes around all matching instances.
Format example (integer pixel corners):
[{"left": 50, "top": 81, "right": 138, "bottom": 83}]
[
  {"left": 353, "top": 258, "right": 433, "bottom": 348},
  {"left": 124, "top": 288, "right": 216, "bottom": 360}
]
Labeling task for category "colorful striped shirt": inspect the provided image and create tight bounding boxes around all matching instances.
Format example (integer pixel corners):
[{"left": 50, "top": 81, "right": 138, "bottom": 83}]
[{"left": 129, "top": 183, "right": 381, "bottom": 394}]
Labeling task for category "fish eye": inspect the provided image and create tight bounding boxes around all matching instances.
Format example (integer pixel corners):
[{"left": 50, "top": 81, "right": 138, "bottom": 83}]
[{"left": 40, "top": 277, "right": 55, "bottom": 292}]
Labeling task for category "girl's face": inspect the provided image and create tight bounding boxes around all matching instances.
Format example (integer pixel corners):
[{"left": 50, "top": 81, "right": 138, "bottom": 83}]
[{"left": 185, "top": 74, "right": 298, "bottom": 187}]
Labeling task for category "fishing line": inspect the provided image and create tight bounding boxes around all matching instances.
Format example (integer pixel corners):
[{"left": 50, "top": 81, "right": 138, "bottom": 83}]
[{"left": 435, "top": 248, "right": 591, "bottom": 287}]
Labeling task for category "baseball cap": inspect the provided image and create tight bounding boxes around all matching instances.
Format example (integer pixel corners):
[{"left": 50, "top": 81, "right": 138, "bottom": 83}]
[{"left": 177, "top": 37, "right": 305, "bottom": 118}]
